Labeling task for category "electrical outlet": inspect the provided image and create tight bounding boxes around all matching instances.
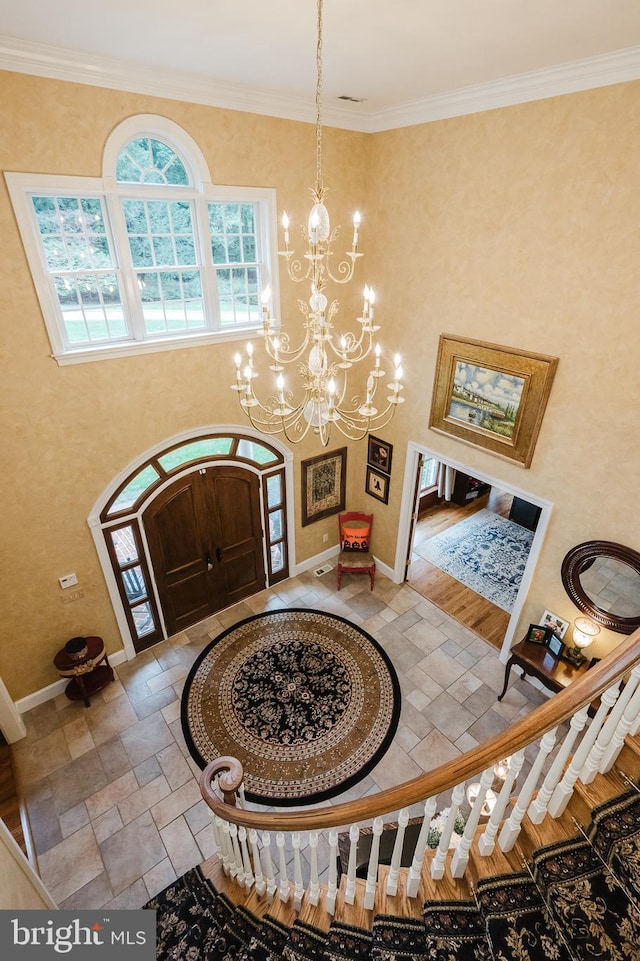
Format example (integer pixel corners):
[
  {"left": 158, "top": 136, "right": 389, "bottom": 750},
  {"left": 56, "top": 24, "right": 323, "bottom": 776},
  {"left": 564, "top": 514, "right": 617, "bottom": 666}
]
[
  {"left": 323, "top": 533, "right": 329, "bottom": 543},
  {"left": 61, "top": 588, "right": 85, "bottom": 604}
]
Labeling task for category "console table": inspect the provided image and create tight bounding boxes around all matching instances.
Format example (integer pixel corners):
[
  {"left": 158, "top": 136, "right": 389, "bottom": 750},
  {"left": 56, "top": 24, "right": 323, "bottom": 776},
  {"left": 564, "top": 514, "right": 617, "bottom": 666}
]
[
  {"left": 54, "top": 635, "right": 114, "bottom": 707},
  {"left": 497, "top": 638, "right": 589, "bottom": 701}
]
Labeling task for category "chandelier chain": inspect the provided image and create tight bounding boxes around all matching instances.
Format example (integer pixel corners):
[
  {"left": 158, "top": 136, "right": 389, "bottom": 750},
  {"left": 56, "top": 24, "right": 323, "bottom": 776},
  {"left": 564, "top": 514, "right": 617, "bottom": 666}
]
[{"left": 315, "top": 0, "right": 324, "bottom": 197}]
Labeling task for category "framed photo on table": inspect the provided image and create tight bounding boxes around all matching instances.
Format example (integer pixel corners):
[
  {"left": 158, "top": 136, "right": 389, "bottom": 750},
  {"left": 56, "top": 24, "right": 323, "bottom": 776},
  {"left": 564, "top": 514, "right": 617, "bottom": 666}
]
[
  {"left": 368, "top": 435, "right": 393, "bottom": 475},
  {"left": 365, "top": 465, "right": 390, "bottom": 504},
  {"left": 546, "top": 633, "right": 565, "bottom": 658},
  {"left": 540, "top": 610, "right": 570, "bottom": 639},
  {"left": 526, "top": 624, "right": 550, "bottom": 645},
  {"left": 301, "top": 447, "right": 347, "bottom": 526}
]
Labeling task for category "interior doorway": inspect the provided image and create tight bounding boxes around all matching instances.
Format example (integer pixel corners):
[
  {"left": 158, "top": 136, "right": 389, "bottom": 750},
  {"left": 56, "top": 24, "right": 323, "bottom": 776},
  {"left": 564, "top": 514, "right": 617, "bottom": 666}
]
[
  {"left": 397, "top": 444, "right": 551, "bottom": 658},
  {"left": 144, "top": 466, "right": 266, "bottom": 637}
]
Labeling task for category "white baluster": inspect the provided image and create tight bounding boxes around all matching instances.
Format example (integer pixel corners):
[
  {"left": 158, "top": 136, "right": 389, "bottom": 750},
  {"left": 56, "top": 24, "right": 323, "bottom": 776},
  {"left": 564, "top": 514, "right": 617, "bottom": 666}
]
[
  {"left": 407, "top": 796, "right": 438, "bottom": 898},
  {"left": 249, "top": 829, "right": 265, "bottom": 897},
  {"left": 528, "top": 706, "right": 589, "bottom": 824},
  {"left": 238, "top": 826, "right": 254, "bottom": 888},
  {"left": 215, "top": 816, "right": 231, "bottom": 875},
  {"left": 292, "top": 832, "right": 304, "bottom": 911},
  {"left": 276, "top": 832, "right": 290, "bottom": 903},
  {"left": 581, "top": 670, "right": 640, "bottom": 783},
  {"left": 261, "top": 832, "right": 277, "bottom": 904},
  {"left": 237, "top": 784, "right": 246, "bottom": 809},
  {"left": 386, "top": 808, "right": 409, "bottom": 897},
  {"left": 308, "top": 831, "right": 320, "bottom": 906},
  {"left": 431, "top": 783, "right": 465, "bottom": 880},
  {"left": 344, "top": 823, "right": 359, "bottom": 906},
  {"left": 548, "top": 683, "right": 620, "bottom": 816},
  {"left": 499, "top": 728, "right": 557, "bottom": 852},
  {"left": 364, "top": 817, "right": 384, "bottom": 910},
  {"left": 478, "top": 750, "right": 525, "bottom": 856},
  {"left": 324, "top": 829, "right": 338, "bottom": 915},
  {"left": 451, "top": 768, "right": 493, "bottom": 878},
  {"left": 599, "top": 682, "right": 640, "bottom": 773},
  {"left": 211, "top": 813, "right": 222, "bottom": 854},
  {"left": 229, "top": 823, "right": 244, "bottom": 885}
]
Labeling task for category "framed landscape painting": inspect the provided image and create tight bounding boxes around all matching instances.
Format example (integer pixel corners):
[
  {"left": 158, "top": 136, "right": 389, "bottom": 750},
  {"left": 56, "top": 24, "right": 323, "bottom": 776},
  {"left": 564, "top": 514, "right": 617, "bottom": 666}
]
[
  {"left": 429, "top": 335, "right": 558, "bottom": 468},
  {"left": 301, "top": 447, "right": 347, "bottom": 526}
]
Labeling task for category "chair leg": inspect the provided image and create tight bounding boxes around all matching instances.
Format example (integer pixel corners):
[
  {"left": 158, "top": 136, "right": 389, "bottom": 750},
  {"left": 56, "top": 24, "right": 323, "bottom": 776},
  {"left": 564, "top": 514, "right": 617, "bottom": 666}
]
[
  {"left": 370, "top": 568, "right": 375, "bottom": 590},
  {"left": 337, "top": 566, "right": 342, "bottom": 590}
]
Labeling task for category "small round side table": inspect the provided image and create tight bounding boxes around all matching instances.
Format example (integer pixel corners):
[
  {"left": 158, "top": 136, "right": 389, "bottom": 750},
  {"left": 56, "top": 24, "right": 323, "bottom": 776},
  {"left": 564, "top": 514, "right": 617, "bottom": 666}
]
[{"left": 53, "top": 636, "right": 114, "bottom": 707}]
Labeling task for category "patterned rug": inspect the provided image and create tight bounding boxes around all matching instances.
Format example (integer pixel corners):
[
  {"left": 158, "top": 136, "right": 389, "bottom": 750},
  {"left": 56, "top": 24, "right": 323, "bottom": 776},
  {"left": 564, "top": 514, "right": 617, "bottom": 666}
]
[
  {"left": 418, "top": 509, "right": 534, "bottom": 612},
  {"left": 181, "top": 609, "right": 400, "bottom": 806}
]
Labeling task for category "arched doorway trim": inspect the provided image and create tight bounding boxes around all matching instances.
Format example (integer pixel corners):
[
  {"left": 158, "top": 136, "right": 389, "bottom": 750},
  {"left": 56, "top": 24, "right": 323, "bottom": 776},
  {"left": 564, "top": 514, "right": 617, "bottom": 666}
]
[{"left": 89, "top": 425, "right": 294, "bottom": 660}]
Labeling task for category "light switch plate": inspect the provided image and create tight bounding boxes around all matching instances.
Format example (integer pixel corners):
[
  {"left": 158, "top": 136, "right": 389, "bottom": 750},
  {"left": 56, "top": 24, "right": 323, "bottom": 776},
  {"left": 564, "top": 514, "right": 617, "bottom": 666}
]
[{"left": 59, "top": 573, "right": 78, "bottom": 589}]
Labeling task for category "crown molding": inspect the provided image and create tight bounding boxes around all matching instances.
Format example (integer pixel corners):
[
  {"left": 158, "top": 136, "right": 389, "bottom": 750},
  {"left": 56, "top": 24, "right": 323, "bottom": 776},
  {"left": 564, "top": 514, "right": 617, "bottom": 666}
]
[{"left": 1, "top": 35, "right": 639, "bottom": 134}]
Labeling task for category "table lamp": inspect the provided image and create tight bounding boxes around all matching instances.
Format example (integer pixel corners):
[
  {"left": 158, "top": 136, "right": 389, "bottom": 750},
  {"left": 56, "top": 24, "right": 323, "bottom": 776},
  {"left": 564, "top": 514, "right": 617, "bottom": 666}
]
[{"left": 566, "top": 616, "right": 600, "bottom": 665}]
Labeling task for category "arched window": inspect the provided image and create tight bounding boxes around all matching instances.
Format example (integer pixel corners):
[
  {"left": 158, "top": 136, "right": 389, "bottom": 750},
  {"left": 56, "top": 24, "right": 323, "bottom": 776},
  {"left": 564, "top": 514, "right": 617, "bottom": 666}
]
[{"left": 6, "top": 115, "right": 278, "bottom": 364}]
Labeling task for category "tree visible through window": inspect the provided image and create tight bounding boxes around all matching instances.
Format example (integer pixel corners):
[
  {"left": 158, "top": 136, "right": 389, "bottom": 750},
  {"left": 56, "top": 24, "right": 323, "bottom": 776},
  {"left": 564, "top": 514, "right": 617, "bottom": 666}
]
[{"left": 6, "top": 116, "right": 277, "bottom": 363}]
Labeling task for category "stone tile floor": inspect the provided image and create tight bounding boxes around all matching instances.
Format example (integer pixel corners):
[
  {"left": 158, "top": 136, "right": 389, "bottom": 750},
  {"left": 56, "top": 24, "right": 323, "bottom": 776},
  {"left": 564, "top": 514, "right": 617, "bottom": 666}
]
[{"left": 13, "top": 569, "right": 547, "bottom": 908}]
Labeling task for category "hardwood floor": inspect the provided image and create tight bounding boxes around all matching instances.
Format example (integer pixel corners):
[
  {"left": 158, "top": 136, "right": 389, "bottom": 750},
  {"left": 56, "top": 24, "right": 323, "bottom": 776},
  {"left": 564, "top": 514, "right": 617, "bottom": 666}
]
[
  {"left": 0, "top": 739, "right": 27, "bottom": 857},
  {"left": 408, "top": 488, "right": 514, "bottom": 651}
]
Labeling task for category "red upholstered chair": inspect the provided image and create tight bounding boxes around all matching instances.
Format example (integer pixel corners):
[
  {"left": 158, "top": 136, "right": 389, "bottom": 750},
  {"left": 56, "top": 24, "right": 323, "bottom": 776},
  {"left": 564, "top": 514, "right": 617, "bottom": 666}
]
[{"left": 337, "top": 511, "right": 375, "bottom": 591}]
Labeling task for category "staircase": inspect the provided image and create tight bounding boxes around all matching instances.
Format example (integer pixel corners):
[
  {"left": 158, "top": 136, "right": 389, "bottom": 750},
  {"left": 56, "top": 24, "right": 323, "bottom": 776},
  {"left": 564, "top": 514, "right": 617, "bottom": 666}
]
[
  {"left": 146, "top": 771, "right": 640, "bottom": 959},
  {"left": 145, "top": 635, "right": 640, "bottom": 960}
]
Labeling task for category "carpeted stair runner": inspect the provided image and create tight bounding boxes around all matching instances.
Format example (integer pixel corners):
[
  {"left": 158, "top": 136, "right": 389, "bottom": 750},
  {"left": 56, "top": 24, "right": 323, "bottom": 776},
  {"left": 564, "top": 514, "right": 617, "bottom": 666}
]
[{"left": 145, "top": 785, "right": 640, "bottom": 961}]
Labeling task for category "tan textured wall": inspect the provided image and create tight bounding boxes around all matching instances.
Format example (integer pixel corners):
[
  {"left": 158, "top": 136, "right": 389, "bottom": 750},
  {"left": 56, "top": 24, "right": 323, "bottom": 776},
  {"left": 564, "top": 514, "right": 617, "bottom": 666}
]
[
  {"left": 1, "top": 70, "right": 639, "bottom": 702},
  {"left": 364, "top": 82, "right": 640, "bottom": 661},
  {"left": 0, "top": 72, "right": 367, "bottom": 700}
]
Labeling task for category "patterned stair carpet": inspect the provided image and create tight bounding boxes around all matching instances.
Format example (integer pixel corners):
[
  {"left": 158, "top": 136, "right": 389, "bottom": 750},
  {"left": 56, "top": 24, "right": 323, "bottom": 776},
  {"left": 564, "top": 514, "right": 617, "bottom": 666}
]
[{"left": 145, "top": 786, "right": 640, "bottom": 961}]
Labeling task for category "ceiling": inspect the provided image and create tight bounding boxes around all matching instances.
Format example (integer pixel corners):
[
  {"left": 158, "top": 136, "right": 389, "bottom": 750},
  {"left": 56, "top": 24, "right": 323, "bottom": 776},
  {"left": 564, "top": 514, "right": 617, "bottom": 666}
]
[{"left": 2, "top": 1, "right": 640, "bottom": 131}]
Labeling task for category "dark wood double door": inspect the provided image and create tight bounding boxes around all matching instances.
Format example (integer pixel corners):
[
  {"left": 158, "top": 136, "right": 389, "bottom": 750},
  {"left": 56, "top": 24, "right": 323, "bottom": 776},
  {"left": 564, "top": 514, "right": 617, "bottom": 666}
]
[{"left": 144, "top": 466, "right": 265, "bottom": 637}]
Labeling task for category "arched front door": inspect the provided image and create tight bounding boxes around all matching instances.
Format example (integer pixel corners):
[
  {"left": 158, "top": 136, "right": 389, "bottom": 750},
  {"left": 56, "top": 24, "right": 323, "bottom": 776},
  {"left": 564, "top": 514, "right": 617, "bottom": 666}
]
[{"left": 144, "top": 466, "right": 265, "bottom": 637}]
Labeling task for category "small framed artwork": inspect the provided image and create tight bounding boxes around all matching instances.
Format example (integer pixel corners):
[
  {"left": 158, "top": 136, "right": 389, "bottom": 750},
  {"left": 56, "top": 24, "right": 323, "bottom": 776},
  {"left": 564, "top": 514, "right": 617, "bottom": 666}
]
[
  {"left": 526, "top": 624, "right": 550, "bottom": 645},
  {"left": 541, "top": 610, "right": 570, "bottom": 639},
  {"left": 301, "top": 447, "right": 347, "bottom": 526},
  {"left": 368, "top": 435, "right": 393, "bottom": 475},
  {"left": 365, "top": 465, "right": 390, "bottom": 504},
  {"left": 546, "top": 633, "right": 565, "bottom": 658}
]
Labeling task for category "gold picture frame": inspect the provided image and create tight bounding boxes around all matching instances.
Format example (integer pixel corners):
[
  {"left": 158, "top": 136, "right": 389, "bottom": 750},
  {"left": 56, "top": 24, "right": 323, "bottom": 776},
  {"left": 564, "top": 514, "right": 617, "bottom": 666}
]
[
  {"left": 429, "top": 335, "right": 558, "bottom": 468},
  {"left": 301, "top": 447, "right": 347, "bottom": 526}
]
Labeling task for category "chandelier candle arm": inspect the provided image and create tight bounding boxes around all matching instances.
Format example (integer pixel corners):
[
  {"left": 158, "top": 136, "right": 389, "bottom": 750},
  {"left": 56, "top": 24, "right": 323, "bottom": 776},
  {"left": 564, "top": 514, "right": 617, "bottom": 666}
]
[{"left": 230, "top": 0, "right": 405, "bottom": 446}]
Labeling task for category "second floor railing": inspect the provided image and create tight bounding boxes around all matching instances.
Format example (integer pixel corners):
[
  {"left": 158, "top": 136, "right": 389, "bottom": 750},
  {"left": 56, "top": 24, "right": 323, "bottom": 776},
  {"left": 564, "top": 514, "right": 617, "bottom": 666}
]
[{"left": 199, "top": 627, "right": 640, "bottom": 915}]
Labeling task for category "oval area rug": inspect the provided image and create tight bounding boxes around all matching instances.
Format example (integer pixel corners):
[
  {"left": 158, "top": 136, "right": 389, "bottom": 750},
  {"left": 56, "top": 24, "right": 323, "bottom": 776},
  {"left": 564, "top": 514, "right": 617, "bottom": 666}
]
[{"left": 181, "top": 608, "right": 401, "bottom": 805}]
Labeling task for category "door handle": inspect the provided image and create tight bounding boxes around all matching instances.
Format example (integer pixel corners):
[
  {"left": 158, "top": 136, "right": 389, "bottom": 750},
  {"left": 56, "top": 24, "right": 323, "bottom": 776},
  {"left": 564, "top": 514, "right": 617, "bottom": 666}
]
[
  {"left": 205, "top": 552, "right": 213, "bottom": 572},
  {"left": 216, "top": 546, "right": 223, "bottom": 563}
]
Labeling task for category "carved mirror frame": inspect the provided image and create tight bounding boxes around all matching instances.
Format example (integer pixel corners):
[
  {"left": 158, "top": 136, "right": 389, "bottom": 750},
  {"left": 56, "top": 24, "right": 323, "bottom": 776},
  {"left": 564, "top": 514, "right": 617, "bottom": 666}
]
[{"left": 561, "top": 540, "right": 640, "bottom": 634}]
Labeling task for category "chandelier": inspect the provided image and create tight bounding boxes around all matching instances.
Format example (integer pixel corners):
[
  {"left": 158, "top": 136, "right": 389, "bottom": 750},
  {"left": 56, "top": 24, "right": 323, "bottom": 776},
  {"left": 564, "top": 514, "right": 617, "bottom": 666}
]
[{"left": 232, "top": 0, "right": 404, "bottom": 446}]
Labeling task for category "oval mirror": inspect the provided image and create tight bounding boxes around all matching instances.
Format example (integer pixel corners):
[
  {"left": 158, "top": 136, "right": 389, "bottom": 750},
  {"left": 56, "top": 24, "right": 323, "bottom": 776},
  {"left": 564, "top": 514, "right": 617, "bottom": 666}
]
[{"left": 561, "top": 541, "right": 640, "bottom": 634}]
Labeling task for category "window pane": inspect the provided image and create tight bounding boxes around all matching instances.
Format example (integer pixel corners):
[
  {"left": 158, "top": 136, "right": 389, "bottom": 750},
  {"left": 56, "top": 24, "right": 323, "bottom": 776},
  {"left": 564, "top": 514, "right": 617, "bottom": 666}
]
[
  {"left": 236, "top": 439, "right": 278, "bottom": 465},
  {"left": 138, "top": 270, "right": 204, "bottom": 334},
  {"left": 266, "top": 473, "right": 282, "bottom": 508},
  {"left": 116, "top": 138, "right": 189, "bottom": 186},
  {"left": 32, "top": 195, "right": 113, "bottom": 272},
  {"left": 122, "top": 565, "right": 147, "bottom": 602},
  {"left": 123, "top": 199, "right": 196, "bottom": 269},
  {"left": 271, "top": 543, "right": 285, "bottom": 574},
  {"left": 132, "top": 601, "right": 156, "bottom": 638},
  {"left": 111, "top": 526, "right": 139, "bottom": 566},
  {"left": 109, "top": 465, "right": 160, "bottom": 514},
  {"left": 420, "top": 458, "right": 439, "bottom": 490},
  {"left": 54, "top": 273, "right": 128, "bottom": 345},
  {"left": 269, "top": 509, "right": 283, "bottom": 541},
  {"left": 158, "top": 438, "right": 234, "bottom": 470}
]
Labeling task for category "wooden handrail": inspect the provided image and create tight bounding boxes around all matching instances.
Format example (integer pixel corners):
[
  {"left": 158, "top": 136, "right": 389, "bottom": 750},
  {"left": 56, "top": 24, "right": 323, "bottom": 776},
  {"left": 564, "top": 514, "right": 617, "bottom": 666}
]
[{"left": 199, "top": 626, "right": 640, "bottom": 832}]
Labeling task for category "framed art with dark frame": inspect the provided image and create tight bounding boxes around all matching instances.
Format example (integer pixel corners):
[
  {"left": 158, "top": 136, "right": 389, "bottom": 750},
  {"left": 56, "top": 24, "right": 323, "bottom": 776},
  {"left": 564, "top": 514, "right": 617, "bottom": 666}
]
[
  {"left": 429, "top": 334, "right": 558, "bottom": 468},
  {"left": 365, "top": 465, "right": 390, "bottom": 504},
  {"left": 546, "top": 633, "right": 565, "bottom": 658},
  {"left": 368, "top": 435, "right": 393, "bottom": 475},
  {"left": 526, "top": 624, "right": 550, "bottom": 645},
  {"left": 301, "top": 447, "right": 347, "bottom": 527}
]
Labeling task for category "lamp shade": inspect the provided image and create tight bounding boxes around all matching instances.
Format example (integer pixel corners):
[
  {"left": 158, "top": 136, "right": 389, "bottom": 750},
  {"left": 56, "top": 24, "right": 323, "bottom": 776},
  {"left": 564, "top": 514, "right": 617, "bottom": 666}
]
[{"left": 572, "top": 617, "right": 600, "bottom": 649}]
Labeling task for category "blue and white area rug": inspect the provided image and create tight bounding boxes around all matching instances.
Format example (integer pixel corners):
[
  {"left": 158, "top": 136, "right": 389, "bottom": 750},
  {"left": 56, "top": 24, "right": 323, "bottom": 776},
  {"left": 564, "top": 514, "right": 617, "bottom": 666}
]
[{"left": 421, "top": 509, "right": 534, "bottom": 612}]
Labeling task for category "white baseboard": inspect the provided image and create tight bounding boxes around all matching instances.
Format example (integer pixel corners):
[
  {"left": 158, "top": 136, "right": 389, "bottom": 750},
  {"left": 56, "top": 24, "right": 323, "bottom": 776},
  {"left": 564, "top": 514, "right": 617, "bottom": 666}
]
[
  {"left": 15, "top": 648, "right": 129, "bottom": 717},
  {"left": 293, "top": 546, "right": 400, "bottom": 584}
]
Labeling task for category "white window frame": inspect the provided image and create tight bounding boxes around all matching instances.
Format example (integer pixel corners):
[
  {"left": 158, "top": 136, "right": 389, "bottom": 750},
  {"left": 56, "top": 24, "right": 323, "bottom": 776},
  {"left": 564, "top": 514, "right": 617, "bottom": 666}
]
[{"left": 5, "top": 115, "right": 280, "bottom": 366}]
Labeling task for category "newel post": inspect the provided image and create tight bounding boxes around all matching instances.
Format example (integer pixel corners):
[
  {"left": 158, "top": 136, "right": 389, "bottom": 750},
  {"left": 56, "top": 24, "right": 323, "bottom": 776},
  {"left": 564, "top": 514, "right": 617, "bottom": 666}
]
[{"left": 199, "top": 756, "right": 245, "bottom": 807}]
